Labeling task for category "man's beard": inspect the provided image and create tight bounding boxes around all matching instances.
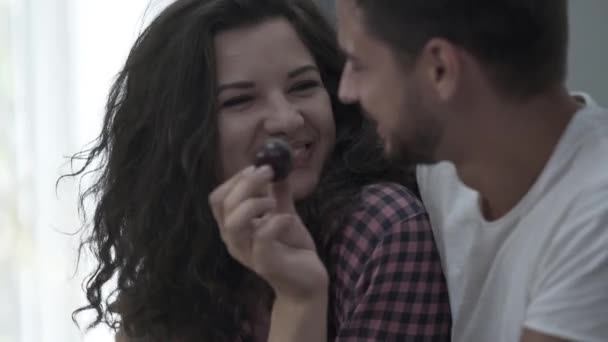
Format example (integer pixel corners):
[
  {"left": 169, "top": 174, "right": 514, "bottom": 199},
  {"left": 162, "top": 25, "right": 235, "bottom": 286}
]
[{"left": 383, "top": 97, "right": 442, "bottom": 167}]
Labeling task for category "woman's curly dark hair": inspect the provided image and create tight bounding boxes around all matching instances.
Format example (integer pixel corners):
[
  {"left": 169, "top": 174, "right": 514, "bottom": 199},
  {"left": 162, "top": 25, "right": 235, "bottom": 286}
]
[{"left": 66, "top": 0, "right": 416, "bottom": 340}]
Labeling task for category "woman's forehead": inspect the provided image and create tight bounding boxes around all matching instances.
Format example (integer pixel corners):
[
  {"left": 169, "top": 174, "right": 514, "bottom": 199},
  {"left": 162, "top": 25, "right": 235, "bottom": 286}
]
[{"left": 214, "top": 18, "right": 316, "bottom": 79}]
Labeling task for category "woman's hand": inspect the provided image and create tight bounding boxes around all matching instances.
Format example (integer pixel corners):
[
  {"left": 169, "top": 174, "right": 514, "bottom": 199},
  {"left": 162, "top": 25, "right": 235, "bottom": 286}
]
[{"left": 209, "top": 165, "right": 328, "bottom": 300}]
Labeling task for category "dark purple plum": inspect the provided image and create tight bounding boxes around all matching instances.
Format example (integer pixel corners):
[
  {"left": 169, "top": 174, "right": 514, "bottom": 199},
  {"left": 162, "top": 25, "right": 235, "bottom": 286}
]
[{"left": 254, "top": 138, "right": 293, "bottom": 182}]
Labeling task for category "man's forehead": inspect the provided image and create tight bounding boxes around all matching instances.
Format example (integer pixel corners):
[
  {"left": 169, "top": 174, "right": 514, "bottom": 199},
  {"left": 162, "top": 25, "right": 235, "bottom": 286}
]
[
  {"left": 336, "top": 0, "right": 358, "bottom": 13},
  {"left": 336, "top": 0, "right": 361, "bottom": 26},
  {"left": 335, "top": 0, "right": 362, "bottom": 51}
]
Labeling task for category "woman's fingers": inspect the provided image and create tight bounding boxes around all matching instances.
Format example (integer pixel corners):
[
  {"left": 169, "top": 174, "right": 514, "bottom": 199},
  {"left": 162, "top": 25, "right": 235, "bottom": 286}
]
[
  {"left": 211, "top": 165, "right": 277, "bottom": 264},
  {"left": 222, "top": 197, "right": 276, "bottom": 238},
  {"left": 254, "top": 214, "right": 294, "bottom": 244},
  {"left": 250, "top": 214, "right": 328, "bottom": 300},
  {"left": 250, "top": 214, "right": 294, "bottom": 275},
  {"left": 222, "top": 165, "right": 273, "bottom": 217},
  {"left": 209, "top": 166, "right": 254, "bottom": 226}
]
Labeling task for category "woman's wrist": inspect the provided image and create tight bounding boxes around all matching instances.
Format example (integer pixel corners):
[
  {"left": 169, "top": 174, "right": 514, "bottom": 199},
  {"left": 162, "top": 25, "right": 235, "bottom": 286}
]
[
  {"left": 272, "top": 262, "right": 329, "bottom": 303},
  {"left": 269, "top": 290, "right": 329, "bottom": 342}
]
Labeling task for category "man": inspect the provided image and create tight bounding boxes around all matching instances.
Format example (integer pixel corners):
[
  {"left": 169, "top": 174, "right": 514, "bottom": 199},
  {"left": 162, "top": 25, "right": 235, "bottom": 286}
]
[
  {"left": 334, "top": 0, "right": 608, "bottom": 341},
  {"left": 232, "top": 1, "right": 607, "bottom": 341}
]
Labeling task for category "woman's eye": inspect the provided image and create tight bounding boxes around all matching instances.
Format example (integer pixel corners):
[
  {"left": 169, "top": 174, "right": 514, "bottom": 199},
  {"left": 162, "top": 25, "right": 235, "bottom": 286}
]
[
  {"left": 221, "top": 95, "right": 253, "bottom": 108},
  {"left": 290, "top": 80, "right": 321, "bottom": 93}
]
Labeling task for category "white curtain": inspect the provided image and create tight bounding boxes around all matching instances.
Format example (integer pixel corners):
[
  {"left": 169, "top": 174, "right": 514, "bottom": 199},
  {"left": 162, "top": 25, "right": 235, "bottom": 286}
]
[{"left": 0, "top": 0, "right": 167, "bottom": 341}]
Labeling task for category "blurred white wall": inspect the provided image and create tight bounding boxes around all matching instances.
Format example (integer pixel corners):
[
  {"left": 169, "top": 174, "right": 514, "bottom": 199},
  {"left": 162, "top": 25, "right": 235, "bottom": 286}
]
[{"left": 567, "top": 0, "right": 608, "bottom": 105}]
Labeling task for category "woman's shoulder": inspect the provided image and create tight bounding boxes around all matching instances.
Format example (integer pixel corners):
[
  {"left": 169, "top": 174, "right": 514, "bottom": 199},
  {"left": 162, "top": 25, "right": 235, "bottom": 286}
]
[
  {"left": 330, "top": 182, "right": 430, "bottom": 257},
  {"left": 327, "top": 183, "right": 444, "bottom": 332},
  {"left": 356, "top": 182, "right": 426, "bottom": 224}
]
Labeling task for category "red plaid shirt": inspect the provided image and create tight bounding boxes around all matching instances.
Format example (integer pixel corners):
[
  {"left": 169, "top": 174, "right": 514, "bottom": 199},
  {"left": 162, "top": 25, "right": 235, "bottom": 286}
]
[
  {"left": 328, "top": 183, "right": 451, "bottom": 341},
  {"left": 247, "top": 182, "right": 451, "bottom": 341}
]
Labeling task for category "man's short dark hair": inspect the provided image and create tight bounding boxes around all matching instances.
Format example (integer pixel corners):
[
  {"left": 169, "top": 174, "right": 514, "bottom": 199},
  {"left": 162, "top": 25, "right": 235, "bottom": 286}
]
[{"left": 356, "top": 0, "right": 569, "bottom": 99}]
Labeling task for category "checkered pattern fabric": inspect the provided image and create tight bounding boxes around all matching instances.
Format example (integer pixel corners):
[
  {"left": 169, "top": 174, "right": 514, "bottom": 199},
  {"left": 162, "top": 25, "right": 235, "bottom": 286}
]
[{"left": 328, "top": 183, "right": 452, "bottom": 341}]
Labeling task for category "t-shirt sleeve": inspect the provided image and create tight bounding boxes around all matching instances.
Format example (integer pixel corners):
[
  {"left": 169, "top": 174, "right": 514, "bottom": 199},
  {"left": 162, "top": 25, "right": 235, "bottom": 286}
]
[{"left": 525, "top": 191, "right": 608, "bottom": 342}]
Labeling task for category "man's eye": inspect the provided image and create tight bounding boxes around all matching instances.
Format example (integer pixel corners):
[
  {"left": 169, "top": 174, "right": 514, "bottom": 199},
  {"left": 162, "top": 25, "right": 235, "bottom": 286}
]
[
  {"left": 350, "top": 62, "right": 364, "bottom": 72},
  {"left": 290, "top": 80, "right": 321, "bottom": 93}
]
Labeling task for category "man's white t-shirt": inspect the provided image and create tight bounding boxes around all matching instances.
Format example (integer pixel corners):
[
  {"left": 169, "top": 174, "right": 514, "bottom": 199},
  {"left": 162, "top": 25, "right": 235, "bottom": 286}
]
[{"left": 417, "top": 94, "right": 608, "bottom": 342}]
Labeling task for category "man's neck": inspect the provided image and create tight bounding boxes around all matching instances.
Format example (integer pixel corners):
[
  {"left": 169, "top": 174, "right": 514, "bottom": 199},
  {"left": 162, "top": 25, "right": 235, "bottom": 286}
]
[{"left": 453, "top": 88, "right": 582, "bottom": 221}]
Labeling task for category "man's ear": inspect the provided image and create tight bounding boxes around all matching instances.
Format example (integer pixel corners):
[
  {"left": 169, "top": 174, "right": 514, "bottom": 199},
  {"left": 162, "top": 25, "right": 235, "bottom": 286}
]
[{"left": 420, "top": 38, "right": 461, "bottom": 101}]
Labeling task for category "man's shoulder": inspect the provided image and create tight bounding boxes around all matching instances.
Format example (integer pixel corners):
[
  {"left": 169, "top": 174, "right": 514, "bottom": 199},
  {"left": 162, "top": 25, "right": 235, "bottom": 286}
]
[
  {"left": 416, "top": 162, "right": 477, "bottom": 222},
  {"left": 567, "top": 93, "right": 608, "bottom": 158},
  {"left": 416, "top": 162, "right": 469, "bottom": 195},
  {"left": 551, "top": 184, "right": 608, "bottom": 238},
  {"left": 547, "top": 96, "right": 608, "bottom": 199}
]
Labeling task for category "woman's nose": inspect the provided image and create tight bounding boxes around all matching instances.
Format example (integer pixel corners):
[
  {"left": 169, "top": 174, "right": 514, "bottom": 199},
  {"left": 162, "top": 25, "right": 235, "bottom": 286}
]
[{"left": 263, "top": 94, "right": 305, "bottom": 135}]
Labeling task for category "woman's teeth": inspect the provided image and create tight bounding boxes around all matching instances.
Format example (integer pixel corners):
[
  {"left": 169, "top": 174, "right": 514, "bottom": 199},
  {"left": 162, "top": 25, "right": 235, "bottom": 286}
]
[
  {"left": 292, "top": 144, "right": 311, "bottom": 166},
  {"left": 293, "top": 146, "right": 306, "bottom": 157}
]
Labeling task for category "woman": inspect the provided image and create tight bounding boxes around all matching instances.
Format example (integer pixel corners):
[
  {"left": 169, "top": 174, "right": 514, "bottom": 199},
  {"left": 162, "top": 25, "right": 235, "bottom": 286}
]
[{"left": 69, "top": 0, "right": 451, "bottom": 340}]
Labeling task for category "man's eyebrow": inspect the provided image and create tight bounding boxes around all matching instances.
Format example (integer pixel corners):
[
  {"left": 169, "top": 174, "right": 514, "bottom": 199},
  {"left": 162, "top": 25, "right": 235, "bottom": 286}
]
[{"left": 287, "top": 65, "right": 320, "bottom": 79}]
